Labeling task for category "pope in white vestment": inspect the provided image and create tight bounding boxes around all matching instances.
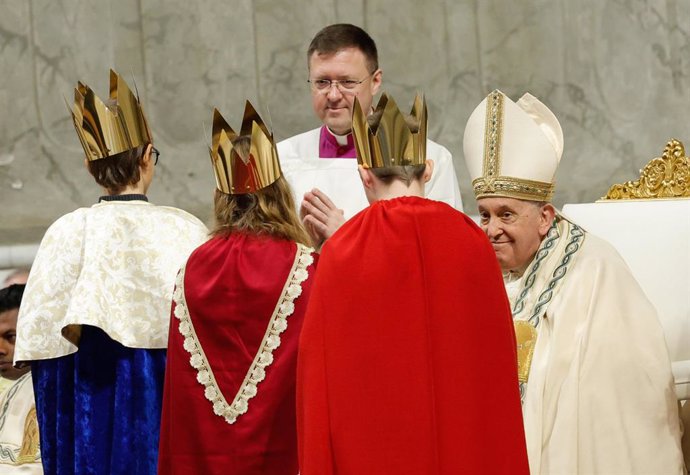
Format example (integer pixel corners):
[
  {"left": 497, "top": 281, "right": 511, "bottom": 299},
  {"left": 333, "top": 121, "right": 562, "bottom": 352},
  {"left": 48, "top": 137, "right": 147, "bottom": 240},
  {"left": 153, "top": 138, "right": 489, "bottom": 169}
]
[{"left": 464, "top": 89, "right": 685, "bottom": 474}]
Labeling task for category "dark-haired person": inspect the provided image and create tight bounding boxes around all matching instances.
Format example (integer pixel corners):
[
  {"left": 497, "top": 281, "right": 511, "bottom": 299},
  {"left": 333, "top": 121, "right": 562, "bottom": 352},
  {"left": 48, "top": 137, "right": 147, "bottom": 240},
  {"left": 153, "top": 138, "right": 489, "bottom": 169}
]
[
  {"left": 14, "top": 70, "right": 208, "bottom": 475},
  {"left": 0, "top": 284, "right": 42, "bottom": 474},
  {"left": 0, "top": 268, "right": 30, "bottom": 395},
  {"left": 278, "top": 23, "right": 462, "bottom": 243},
  {"left": 158, "top": 105, "right": 316, "bottom": 475},
  {"left": 297, "top": 94, "right": 528, "bottom": 475}
]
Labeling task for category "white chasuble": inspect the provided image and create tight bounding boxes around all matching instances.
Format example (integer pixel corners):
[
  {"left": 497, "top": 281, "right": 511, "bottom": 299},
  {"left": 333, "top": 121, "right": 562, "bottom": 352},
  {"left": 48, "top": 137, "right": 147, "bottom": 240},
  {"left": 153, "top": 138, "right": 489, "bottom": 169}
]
[{"left": 509, "top": 215, "right": 684, "bottom": 474}]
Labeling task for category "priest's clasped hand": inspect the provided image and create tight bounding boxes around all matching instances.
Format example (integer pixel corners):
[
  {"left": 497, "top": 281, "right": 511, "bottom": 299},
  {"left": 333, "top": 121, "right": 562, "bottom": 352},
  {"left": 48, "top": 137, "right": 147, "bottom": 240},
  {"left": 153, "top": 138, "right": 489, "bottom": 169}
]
[{"left": 300, "top": 188, "right": 345, "bottom": 250}]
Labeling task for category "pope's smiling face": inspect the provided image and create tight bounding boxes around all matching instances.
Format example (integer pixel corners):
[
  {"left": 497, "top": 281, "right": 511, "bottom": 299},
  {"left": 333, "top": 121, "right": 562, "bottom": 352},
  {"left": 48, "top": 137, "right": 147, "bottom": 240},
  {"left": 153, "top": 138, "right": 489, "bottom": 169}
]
[
  {"left": 477, "top": 197, "right": 555, "bottom": 273},
  {"left": 308, "top": 47, "right": 381, "bottom": 136}
]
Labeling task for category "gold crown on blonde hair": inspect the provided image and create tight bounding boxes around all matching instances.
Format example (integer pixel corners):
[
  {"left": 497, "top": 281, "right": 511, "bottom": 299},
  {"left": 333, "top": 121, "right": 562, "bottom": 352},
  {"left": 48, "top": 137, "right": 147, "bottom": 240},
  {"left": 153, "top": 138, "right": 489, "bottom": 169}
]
[
  {"left": 210, "top": 102, "right": 282, "bottom": 194},
  {"left": 70, "top": 69, "right": 152, "bottom": 162},
  {"left": 352, "top": 92, "right": 427, "bottom": 169}
]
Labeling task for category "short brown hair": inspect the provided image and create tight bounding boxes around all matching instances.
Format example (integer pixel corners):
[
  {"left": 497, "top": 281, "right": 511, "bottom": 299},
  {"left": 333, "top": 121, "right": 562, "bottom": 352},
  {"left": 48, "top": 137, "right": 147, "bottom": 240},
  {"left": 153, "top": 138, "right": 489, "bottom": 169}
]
[
  {"left": 370, "top": 165, "right": 427, "bottom": 186},
  {"left": 308, "top": 24, "right": 378, "bottom": 72},
  {"left": 86, "top": 145, "right": 148, "bottom": 194}
]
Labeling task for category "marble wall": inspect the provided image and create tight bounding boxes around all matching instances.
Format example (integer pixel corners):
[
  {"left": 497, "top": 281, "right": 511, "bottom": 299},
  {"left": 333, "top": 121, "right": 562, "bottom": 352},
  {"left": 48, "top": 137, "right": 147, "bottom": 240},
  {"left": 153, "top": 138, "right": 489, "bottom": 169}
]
[{"left": 1, "top": 0, "right": 688, "bottom": 245}]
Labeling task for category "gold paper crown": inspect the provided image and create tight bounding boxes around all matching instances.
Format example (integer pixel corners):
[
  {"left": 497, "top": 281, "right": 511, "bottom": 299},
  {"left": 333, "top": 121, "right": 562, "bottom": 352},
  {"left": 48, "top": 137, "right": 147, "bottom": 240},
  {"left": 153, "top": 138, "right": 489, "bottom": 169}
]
[
  {"left": 71, "top": 70, "right": 152, "bottom": 161},
  {"left": 210, "top": 102, "right": 282, "bottom": 194},
  {"left": 352, "top": 92, "right": 427, "bottom": 168}
]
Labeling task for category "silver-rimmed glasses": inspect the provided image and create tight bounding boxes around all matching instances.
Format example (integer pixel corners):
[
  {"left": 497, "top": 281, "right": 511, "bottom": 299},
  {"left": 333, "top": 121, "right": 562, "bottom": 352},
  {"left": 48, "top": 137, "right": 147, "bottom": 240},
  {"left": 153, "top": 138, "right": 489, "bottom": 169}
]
[{"left": 307, "top": 72, "right": 375, "bottom": 93}]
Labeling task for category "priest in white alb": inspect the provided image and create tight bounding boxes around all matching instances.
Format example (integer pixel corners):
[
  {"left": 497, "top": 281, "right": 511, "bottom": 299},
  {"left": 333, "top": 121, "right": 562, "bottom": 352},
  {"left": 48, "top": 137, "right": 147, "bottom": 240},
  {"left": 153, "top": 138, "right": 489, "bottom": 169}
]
[{"left": 277, "top": 23, "right": 462, "bottom": 240}]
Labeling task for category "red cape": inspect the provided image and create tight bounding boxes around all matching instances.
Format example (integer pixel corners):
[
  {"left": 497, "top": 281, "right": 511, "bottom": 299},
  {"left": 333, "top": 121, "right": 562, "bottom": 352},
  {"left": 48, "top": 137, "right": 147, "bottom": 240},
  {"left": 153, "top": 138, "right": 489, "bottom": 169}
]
[
  {"left": 297, "top": 197, "right": 529, "bottom": 474},
  {"left": 159, "top": 234, "right": 316, "bottom": 475}
]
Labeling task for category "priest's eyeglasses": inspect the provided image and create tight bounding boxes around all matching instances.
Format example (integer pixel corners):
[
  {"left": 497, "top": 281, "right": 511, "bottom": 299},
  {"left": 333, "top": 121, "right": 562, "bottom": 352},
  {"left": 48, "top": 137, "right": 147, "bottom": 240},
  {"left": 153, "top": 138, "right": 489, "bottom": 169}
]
[
  {"left": 307, "top": 73, "right": 374, "bottom": 93},
  {"left": 151, "top": 147, "right": 160, "bottom": 166}
]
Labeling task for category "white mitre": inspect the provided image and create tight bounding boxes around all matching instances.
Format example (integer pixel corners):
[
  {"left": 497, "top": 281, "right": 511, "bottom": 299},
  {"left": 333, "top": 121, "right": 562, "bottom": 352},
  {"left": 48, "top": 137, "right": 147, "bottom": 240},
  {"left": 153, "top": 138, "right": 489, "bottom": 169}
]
[{"left": 463, "top": 89, "right": 564, "bottom": 202}]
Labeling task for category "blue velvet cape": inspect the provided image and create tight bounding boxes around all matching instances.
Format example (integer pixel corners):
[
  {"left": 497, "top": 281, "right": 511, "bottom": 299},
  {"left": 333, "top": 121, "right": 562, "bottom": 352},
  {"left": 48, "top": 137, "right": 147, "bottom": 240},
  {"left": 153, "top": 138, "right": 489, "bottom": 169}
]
[{"left": 32, "top": 325, "right": 166, "bottom": 475}]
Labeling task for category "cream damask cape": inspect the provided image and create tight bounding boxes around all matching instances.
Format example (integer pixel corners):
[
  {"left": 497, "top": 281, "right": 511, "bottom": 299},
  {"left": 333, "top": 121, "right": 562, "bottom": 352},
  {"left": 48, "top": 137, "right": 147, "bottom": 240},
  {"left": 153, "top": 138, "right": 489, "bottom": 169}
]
[
  {"left": 510, "top": 215, "right": 685, "bottom": 475},
  {"left": 14, "top": 201, "right": 208, "bottom": 362}
]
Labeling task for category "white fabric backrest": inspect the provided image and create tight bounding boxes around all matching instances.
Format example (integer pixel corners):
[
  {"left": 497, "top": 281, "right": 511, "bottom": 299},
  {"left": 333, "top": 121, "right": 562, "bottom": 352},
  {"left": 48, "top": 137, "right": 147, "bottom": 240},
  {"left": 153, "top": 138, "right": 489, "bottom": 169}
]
[{"left": 562, "top": 199, "right": 690, "bottom": 401}]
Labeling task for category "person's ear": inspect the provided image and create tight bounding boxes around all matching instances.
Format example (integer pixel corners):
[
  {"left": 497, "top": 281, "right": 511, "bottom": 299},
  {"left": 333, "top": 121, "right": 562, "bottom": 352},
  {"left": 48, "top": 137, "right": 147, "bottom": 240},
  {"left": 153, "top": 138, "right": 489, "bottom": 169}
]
[
  {"left": 84, "top": 158, "right": 89, "bottom": 169},
  {"left": 422, "top": 159, "right": 434, "bottom": 183},
  {"left": 538, "top": 203, "right": 556, "bottom": 237},
  {"left": 370, "top": 69, "right": 382, "bottom": 96},
  {"left": 141, "top": 144, "right": 153, "bottom": 169},
  {"left": 358, "top": 165, "right": 375, "bottom": 190}
]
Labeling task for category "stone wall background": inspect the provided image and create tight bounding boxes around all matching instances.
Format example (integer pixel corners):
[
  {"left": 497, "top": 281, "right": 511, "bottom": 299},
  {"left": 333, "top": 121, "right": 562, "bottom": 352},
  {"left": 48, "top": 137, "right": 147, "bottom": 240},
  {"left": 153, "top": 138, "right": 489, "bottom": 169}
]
[{"left": 1, "top": 0, "right": 688, "bottom": 245}]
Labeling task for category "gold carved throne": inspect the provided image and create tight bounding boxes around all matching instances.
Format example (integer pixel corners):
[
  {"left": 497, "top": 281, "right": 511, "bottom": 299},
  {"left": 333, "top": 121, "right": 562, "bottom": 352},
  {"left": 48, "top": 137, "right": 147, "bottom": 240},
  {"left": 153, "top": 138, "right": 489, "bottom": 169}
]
[{"left": 602, "top": 139, "right": 690, "bottom": 200}]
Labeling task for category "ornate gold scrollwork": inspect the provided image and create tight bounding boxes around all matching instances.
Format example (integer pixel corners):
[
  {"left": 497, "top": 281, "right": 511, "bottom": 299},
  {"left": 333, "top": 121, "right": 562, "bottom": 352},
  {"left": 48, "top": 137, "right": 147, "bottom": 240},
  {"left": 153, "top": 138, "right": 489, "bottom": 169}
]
[{"left": 602, "top": 139, "right": 690, "bottom": 199}]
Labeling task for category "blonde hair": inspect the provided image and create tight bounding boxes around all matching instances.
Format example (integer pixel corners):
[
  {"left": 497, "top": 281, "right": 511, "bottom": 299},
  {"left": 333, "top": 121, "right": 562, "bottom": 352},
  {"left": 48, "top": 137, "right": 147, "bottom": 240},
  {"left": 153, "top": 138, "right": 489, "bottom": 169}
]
[
  {"left": 212, "top": 177, "right": 311, "bottom": 245},
  {"left": 211, "top": 136, "right": 310, "bottom": 245}
]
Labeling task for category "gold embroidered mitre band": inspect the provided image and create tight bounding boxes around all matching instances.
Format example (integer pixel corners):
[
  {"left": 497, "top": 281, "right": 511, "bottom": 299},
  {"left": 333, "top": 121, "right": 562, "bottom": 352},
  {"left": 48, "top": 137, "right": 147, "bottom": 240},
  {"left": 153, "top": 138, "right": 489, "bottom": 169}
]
[
  {"left": 352, "top": 92, "right": 427, "bottom": 169},
  {"left": 463, "top": 90, "right": 563, "bottom": 202},
  {"left": 210, "top": 102, "right": 282, "bottom": 194},
  {"left": 71, "top": 69, "right": 152, "bottom": 161}
]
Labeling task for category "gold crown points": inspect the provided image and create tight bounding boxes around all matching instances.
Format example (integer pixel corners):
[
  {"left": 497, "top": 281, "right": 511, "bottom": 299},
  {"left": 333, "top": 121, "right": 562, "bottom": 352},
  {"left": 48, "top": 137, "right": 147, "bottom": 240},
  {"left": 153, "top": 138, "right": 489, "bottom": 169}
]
[
  {"left": 602, "top": 139, "right": 690, "bottom": 200},
  {"left": 210, "top": 102, "right": 282, "bottom": 195},
  {"left": 71, "top": 69, "right": 152, "bottom": 161},
  {"left": 352, "top": 92, "right": 427, "bottom": 169}
]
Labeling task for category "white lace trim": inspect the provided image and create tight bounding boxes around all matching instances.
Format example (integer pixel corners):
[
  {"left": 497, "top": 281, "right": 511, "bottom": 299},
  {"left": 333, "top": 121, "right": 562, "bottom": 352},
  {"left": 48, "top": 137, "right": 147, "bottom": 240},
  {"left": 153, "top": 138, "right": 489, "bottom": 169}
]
[{"left": 172, "top": 243, "right": 314, "bottom": 424}]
